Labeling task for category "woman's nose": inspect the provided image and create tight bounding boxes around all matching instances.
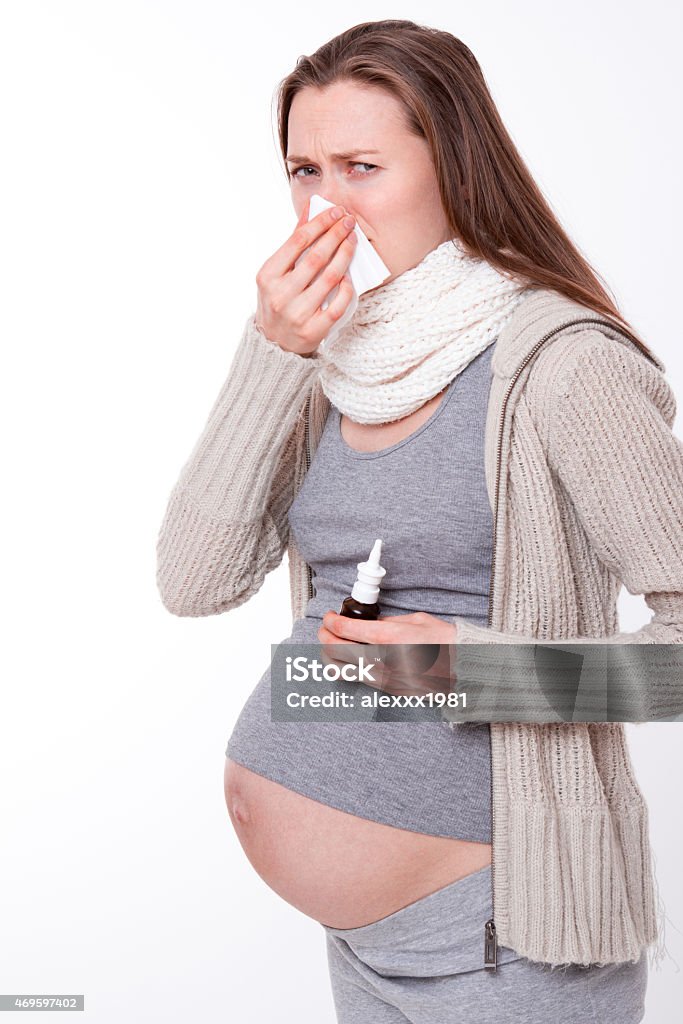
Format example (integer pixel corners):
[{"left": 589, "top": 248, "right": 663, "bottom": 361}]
[
  {"left": 318, "top": 195, "right": 364, "bottom": 234},
  {"left": 320, "top": 192, "right": 353, "bottom": 216}
]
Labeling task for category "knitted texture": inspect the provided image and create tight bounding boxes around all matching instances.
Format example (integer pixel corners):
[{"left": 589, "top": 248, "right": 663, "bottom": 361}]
[
  {"left": 316, "top": 237, "right": 530, "bottom": 424},
  {"left": 156, "top": 286, "right": 682, "bottom": 968},
  {"left": 452, "top": 324, "right": 683, "bottom": 647},
  {"left": 156, "top": 315, "right": 321, "bottom": 616}
]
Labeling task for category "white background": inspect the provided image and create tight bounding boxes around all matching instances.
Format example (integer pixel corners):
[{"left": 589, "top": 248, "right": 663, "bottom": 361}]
[{"left": 1, "top": 1, "right": 681, "bottom": 1021}]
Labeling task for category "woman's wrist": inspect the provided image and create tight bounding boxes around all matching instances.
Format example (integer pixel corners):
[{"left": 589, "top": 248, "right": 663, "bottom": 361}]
[{"left": 255, "top": 320, "right": 315, "bottom": 358}]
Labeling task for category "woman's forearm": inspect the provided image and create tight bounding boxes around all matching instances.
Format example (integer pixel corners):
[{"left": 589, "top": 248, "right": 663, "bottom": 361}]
[{"left": 156, "top": 313, "right": 320, "bottom": 616}]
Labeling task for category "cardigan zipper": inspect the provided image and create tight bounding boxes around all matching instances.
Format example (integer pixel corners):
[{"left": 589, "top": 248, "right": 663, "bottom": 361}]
[
  {"left": 482, "top": 314, "right": 637, "bottom": 969},
  {"left": 303, "top": 395, "right": 314, "bottom": 602}
]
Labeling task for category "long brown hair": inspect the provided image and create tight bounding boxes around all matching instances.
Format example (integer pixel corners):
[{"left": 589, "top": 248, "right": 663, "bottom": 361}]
[{"left": 274, "top": 19, "right": 657, "bottom": 362}]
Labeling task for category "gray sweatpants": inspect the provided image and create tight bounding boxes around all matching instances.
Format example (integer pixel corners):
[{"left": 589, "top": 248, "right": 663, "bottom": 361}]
[{"left": 322, "top": 864, "right": 647, "bottom": 1023}]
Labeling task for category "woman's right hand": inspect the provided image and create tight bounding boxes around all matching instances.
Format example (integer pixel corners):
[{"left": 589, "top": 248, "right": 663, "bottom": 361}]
[{"left": 254, "top": 199, "right": 358, "bottom": 357}]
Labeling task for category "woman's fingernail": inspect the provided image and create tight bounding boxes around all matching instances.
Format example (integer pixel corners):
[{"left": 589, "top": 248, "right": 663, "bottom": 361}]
[{"left": 331, "top": 207, "right": 344, "bottom": 220}]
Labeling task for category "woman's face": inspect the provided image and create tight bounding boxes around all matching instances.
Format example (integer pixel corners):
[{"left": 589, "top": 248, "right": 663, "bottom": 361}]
[{"left": 286, "top": 80, "right": 453, "bottom": 287}]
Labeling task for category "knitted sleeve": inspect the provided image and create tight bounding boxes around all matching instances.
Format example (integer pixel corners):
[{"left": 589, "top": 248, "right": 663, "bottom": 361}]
[
  {"left": 155, "top": 314, "right": 320, "bottom": 616},
  {"left": 447, "top": 331, "right": 683, "bottom": 721}
]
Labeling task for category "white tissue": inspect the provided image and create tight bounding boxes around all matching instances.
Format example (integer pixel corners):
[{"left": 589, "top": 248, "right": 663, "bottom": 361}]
[{"left": 295, "top": 193, "right": 391, "bottom": 345}]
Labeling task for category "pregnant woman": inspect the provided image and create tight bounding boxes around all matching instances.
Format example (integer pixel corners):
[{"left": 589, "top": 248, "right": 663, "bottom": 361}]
[{"left": 156, "top": 20, "right": 683, "bottom": 1024}]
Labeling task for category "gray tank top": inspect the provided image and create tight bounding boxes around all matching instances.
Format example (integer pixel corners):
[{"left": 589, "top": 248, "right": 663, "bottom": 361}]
[{"left": 226, "top": 342, "right": 495, "bottom": 842}]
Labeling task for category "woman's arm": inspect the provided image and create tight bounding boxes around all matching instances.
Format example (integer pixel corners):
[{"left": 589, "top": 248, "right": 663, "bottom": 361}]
[
  {"left": 156, "top": 313, "right": 320, "bottom": 616},
  {"left": 447, "top": 330, "right": 683, "bottom": 721},
  {"left": 454, "top": 329, "right": 683, "bottom": 648}
]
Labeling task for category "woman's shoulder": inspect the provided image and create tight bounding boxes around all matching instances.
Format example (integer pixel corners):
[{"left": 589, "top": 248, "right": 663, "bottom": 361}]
[
  {"left": 510, "top": 325, "right": 676, "bottom": 490},
  {"left": 507, "top": 285, "right": 673, "bottom": 431},
  {"left": 529, "top": 325, "right": 673, "bottom": 417},
  {"left": 497, "top": 286, "right": 666, "bottom": 381}
]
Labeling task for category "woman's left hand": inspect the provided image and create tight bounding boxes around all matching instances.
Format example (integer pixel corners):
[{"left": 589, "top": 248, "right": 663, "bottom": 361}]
[{"left": 318, "top": 610, "right": 458, "bottom": 696}]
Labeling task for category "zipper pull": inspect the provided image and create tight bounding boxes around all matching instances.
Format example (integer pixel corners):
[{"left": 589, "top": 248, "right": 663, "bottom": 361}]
[{"left": 484, "top": 919, "right": 498, "bottom": 970}]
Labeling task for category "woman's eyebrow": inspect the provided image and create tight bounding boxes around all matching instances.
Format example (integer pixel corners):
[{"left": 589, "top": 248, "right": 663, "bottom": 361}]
[{"left": 286, "top": 149, "right": 381, "bottom": 163}]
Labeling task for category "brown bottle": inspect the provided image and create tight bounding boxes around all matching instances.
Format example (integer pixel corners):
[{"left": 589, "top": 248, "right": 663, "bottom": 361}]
[{"left": 340, "top": 538, "right": 440, "bottom": 674}]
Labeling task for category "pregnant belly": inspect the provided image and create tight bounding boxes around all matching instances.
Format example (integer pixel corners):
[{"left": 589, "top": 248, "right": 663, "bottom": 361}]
[{"left": 224, "top": 758, "right": 492, "bottom": 929}]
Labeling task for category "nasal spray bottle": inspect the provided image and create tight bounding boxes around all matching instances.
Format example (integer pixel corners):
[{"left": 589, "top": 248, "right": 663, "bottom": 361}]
[
  {"left": 340, "top": 539, "right": 440, "bottom": 674},
  {"left": 340, "top": 539, "right": 386, "bottom": 623}
]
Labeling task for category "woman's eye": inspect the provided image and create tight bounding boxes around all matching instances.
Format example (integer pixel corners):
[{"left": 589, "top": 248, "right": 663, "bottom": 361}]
[{"left": 290, "top": 162, "right": 377, "bottom": 178}]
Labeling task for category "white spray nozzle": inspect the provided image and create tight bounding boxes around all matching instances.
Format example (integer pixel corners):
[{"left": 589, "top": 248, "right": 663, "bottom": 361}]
[{"left": 351, "top": 539, "right": 387, "bottom": 605}]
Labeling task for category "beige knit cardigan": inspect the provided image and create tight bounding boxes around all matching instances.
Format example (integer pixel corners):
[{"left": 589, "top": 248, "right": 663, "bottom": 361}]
[{"left": 156, "top": 286, "right": 683, "bottom": 969}]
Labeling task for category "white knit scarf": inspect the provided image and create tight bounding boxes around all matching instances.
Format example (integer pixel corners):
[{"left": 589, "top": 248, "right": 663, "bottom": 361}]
[{"left": 316, "top": 236, "right": 531, "bottom": 425}]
